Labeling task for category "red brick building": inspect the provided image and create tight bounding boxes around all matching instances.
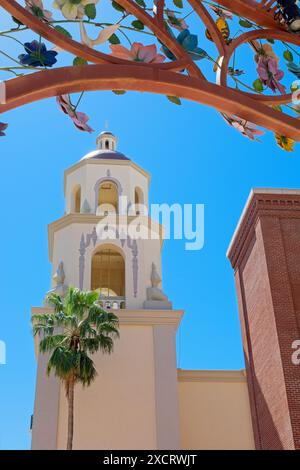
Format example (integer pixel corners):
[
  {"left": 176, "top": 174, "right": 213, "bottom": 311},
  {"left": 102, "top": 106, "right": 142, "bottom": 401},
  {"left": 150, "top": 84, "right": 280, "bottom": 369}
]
[{"left": 227, "top": 189, "right": 300, "bottom": 450}]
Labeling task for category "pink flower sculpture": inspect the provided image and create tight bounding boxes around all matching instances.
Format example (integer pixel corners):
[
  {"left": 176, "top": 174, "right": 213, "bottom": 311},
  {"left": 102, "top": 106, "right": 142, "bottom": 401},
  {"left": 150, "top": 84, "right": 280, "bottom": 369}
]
[
  {"left": 110, "top": 43, "right": 165, "bottom": 63},
  {"left": 25, "top": 0, "right": 53, "bottom": 22},
  {"left": 256, "top": 56, "right": 286, "bottom": 94},
  {"left": 56, "top": 95, "right": 94, "bottom": 133},
  {"left": 223, "top": 114, "right": 265, "bottom": 141}
]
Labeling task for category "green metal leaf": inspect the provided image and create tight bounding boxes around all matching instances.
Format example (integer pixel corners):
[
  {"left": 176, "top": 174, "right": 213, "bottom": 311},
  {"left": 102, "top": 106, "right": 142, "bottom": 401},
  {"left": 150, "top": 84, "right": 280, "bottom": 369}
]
[
  {"left": 85, "top": 3, "right": 97, "bottom": 19},
  {"left": 167, "top": 95, "right": 182, "bottom": 105},
  {"left": 108, "top": 33, "right": 121, "bottom": 44},
  {"left": 73, "top": 57, "right": 88, "bottom": 66},
  {"left": 173, "top": 0, "right": 183, "bottom": 8},
  {"left": 112, "top": 1, "right": 125, "bottom": 12},
  {"left": 283, "top": 50, "right": 293, "bottom": 62},
  {"left": 131, "top": 20, "right": 144, "bottom": 30},
  {"left": 239, "top": 19, "right": 252, "bottom": 28},
  {"left": 253, "top": 78, "right": 264, "bottom": 92},
  {"left": 135, "top": 0, "right": 146, "bottom": 7},
  {"left": 54, "top": 25, "right": 72, "bottom": 38}
]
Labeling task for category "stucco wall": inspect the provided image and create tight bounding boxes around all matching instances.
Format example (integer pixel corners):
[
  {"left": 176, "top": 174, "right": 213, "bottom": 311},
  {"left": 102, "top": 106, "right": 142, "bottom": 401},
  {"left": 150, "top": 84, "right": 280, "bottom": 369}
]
[
  {"left": 57, "top": 324, "right": 157, "bottom": 450},
  {"left": 52, "top": 310, "right": 182, "bottom": 450},
  {"left": 178, "top": 370, "right": 255, "bottom": 449}
]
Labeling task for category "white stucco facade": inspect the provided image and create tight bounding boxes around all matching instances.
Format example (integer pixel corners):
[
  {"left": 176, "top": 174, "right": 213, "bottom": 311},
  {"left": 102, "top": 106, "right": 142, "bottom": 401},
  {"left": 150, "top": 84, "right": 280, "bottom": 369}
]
[{"left": 31, "top": 131, "right": 254, "bottom": 450}]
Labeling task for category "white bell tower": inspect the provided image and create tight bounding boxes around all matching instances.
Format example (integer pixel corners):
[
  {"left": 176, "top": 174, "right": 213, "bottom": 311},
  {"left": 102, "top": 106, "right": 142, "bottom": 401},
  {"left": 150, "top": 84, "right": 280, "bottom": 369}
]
[{"left": 31, "top": 131, "right": 184, "bottom": 450}]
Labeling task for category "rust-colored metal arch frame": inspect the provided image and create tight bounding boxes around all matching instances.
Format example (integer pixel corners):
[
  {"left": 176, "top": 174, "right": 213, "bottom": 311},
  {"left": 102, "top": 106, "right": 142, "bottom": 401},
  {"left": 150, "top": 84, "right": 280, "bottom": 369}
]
[
  {"left": 1, "top": 0, "right": 300, "bottom": 140},
  {"left": 2, "top": 64, "right": 300, "bottom": 140}
]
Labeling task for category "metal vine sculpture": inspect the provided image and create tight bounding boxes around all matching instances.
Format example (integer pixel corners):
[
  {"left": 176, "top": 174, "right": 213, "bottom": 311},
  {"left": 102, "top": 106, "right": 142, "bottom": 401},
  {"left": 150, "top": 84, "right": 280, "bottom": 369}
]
[{"left": 1, "top": 0, "right": 300, "bottom": 150}]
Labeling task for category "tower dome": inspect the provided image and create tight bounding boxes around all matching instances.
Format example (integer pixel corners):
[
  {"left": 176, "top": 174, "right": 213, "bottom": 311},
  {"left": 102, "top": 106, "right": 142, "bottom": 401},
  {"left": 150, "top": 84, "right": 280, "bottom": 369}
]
[{"left": 81, "top": 130, "right": 130, "bottom": 161}]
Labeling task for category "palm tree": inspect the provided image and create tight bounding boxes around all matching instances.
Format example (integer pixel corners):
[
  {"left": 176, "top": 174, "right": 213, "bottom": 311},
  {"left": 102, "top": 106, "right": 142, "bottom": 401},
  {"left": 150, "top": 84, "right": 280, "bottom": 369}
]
[{"left": 32, "top": 286, "right": 119, "bottom": 450}]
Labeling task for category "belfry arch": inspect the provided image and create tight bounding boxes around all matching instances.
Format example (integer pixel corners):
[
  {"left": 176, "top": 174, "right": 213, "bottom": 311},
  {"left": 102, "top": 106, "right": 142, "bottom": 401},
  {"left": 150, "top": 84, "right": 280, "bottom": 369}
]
[
  {"left": 97, "top": 180, "right": 119, "bottom": 214},
  {"left": 94, "top": 177, "right": 122, "bottom": 214},
  {"left": 91, "top": 245, "right": 125, "bottom": 308}
]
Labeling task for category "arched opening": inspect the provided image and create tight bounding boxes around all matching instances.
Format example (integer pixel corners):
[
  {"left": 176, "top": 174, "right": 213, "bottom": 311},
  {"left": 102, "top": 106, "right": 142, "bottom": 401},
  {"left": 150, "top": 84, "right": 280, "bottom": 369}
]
[
  {"left": 98, "top": 180, "right": 118, "bottom": 214},
  {"left": 105, "top": 139, "right": 109, "bottom": 149},
  {"left": 134, "top": 187, "right": 144, "bottom": 215},
  {"left": 72, "top": 185, "right": 81, "bottom": 213},
  {"left": 91, "top": 246, "right": 125, "bottom": 308}
]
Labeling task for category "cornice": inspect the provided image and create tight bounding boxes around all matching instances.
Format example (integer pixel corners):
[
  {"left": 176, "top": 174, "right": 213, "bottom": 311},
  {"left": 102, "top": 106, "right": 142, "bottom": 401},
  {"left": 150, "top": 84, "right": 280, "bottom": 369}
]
[
  {"left": 64, "top": 158, "right": 151, "bottom": 195},
  {"left": 48, "top": 213, "right": 164, "bottom": 262},
  {"left": 177, "top": 369, "right": 247, "bottom": 383},
  {"left": 31, "top": 307, "right": 184, "bottom": 358},
  {"left": 227, "top": 189, "right": 300, "bottom": 270}
]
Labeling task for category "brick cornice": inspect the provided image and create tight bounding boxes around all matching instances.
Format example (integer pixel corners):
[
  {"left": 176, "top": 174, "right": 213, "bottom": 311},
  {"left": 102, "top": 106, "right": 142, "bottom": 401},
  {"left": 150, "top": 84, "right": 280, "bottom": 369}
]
[{"left": 227, "top": 189, "right": 300, "bottom": 269}]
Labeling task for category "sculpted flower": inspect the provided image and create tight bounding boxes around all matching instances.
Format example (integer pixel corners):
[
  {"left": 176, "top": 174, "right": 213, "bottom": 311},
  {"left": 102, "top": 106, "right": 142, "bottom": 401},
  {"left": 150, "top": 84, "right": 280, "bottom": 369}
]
[
  {"left": 252, "top": 41, "right": 279, "bottom": 62},
  {"left": 0, "top": 122, "right": 8, "bottom": 137},
  {"left": 110, "top": 43, "right": 165, "bottom": 63},
  {"left": 223, "top": 114, "right": 264, "bottom": 141},
  {"left": 162, "top": 29, "right": 207, "bottom": 61},
  {"left": 165, "top": 10, "right": 188, "bottom": 31},
  {"left": 252, "top": 41, "right": 285, "bottom": 94},
  {"left": 19, "top": 40, "right": 57, "bottom": 67},
  {"left": 256, "top": 56, "right": 286, "bottom": 94},
  {"left": 53, "top": 0, "right": 98, "bottom": 20},
  {"left": 57, "top": 95, "right": 94, "bottom": 133},
  {"left": 25, "top": 0, "right": 53, "bottom": 22}
]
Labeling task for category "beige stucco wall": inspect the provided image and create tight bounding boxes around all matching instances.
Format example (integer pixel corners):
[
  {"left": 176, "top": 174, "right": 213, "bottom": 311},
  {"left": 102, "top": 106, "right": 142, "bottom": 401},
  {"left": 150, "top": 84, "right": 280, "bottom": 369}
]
[
  {"left": 64, "top": 159, "right": 150, "bottom": 215},
  {"left": 178, "top": 370, "right": 255, "bottom": 449},
  {"left": 31, "top": 309, "right": 183, "bottom": 450},
  {"left": 57, "top": 324, "right": 157, "bottom": 450}
]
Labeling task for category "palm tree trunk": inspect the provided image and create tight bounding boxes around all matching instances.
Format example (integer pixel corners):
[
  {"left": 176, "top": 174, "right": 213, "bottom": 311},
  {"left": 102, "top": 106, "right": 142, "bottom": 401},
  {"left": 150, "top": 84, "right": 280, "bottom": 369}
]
[{"left": 66, "top": 377, "right": 75, "bottom": 450}]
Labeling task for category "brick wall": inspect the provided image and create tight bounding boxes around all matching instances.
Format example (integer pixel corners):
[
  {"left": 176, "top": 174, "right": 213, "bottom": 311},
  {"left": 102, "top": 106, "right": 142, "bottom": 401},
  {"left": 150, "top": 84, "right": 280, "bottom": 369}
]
[{"left": 227, "top": 190, "right": 300, "bottom": 450}]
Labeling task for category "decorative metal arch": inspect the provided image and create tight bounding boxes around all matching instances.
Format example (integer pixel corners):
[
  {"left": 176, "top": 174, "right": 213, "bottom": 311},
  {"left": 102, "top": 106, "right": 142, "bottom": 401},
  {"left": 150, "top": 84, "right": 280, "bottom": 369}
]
[{"left": 1, "top": 0, "right": 300, "bottom": 147}]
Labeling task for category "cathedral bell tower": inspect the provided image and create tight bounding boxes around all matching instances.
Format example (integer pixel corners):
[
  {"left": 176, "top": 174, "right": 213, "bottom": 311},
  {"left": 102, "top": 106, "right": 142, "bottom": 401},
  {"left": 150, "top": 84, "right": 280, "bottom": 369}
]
[{"left": 31, "top": 131, "right": 184, "bottom": 450}]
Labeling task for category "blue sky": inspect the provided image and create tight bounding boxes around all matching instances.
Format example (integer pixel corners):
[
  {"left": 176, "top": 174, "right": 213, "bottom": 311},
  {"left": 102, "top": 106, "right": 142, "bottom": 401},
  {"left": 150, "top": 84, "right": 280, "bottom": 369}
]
[{"left": 1, "top": 1, "right": 300, "bottom": 451}]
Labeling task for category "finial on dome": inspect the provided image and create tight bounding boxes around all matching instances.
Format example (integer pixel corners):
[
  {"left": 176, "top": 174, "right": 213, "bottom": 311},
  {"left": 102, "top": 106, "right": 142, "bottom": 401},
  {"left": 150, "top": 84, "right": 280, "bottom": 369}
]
[{"left": 96, "top": 129, "right": 118, "bottom": 151}]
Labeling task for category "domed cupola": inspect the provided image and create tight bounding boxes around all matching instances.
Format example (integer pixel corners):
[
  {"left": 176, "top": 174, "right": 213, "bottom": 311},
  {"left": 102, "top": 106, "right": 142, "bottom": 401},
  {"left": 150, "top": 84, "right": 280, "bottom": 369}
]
[
  {"left": 96, "top": 130, "right": 117, "bottom": 151},
  {"left": 81, "top": 130, "right": 130, "bottom": 161}
]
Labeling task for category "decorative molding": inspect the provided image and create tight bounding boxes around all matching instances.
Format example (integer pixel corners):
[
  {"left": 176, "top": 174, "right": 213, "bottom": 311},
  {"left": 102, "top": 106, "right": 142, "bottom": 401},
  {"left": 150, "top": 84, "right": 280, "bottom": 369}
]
[
  {"left": 48, "top": 214, "right": 163, "bottom": 262},
  {"left": 227, "top": 189, "right": 300, "bottom": 269},
  {"left": 31, "top": 307, "right": 184, "bottom": 340},
  {"left": 177, "top": 369, "right": 247, "bottom": 383},
  {"left": 127, "top": 236, "right": 138, "bottom": 297},
  {"left": 63, "top": 158, "right": 151, "bottom": 196},
  {"left": 81, "top": 198, "right": 91, "bottom": 214},
  {"left": 79, "top": 227, "right": 98, "bottom": 289}
]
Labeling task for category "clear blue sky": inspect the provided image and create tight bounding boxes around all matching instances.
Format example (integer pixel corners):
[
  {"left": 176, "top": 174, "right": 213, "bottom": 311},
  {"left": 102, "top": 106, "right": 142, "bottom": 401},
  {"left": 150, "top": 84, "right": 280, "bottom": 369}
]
[{"left": 1, "top": 3, "right": 300, "bottom": 451}]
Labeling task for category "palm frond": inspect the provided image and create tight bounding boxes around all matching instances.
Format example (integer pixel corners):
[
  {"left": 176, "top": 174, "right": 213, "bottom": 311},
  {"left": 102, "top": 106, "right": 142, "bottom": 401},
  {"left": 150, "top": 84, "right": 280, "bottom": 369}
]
[
  {"left": 35, "top": 286, "right": 120, "bottom": 389},
  {"left": 76, "top": 351, "right": 97, "bottom": 386},
  {"left": 39, "top": 334, "right": 69, "bottom": 353},
  {"left": 45, "top": 292, "right": 64, "bottom": 313}
]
